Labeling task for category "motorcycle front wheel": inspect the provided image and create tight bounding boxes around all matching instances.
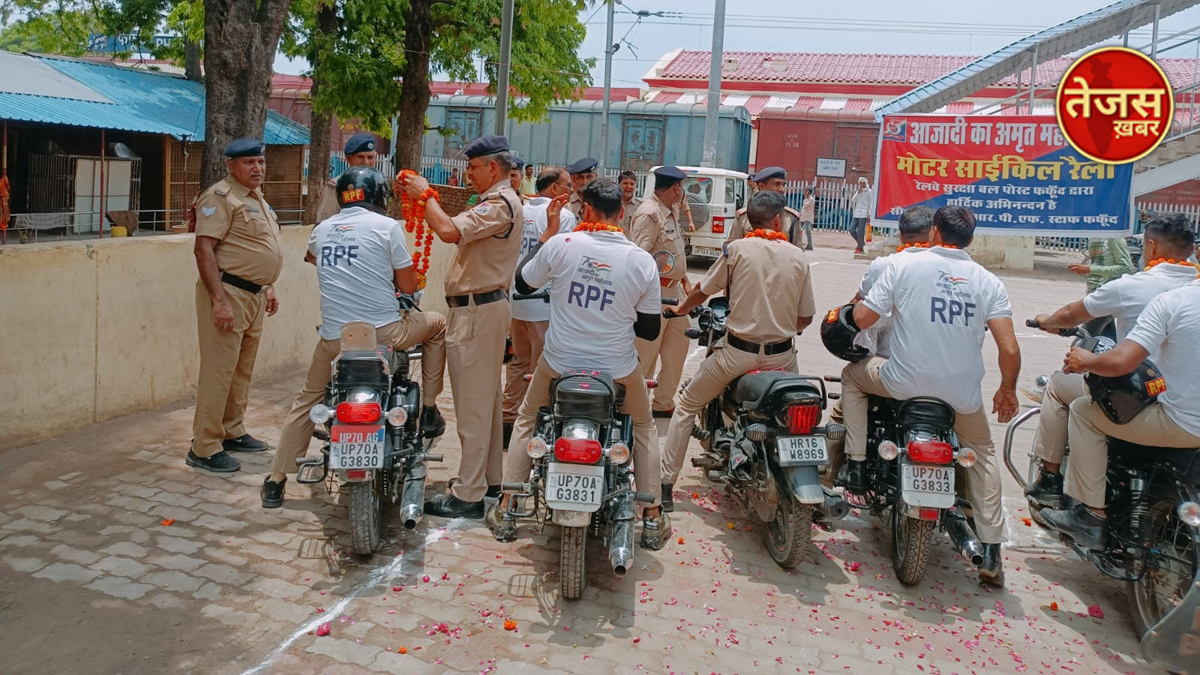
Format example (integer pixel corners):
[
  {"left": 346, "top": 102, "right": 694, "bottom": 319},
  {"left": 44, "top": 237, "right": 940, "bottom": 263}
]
[
  {"left": 1128, "top": 494, "right": 1199, "bottom": 639},
  {"left": 348, "top": 471, "right": 386, "bottom": 556},
  {"left": 762, "top": 497, "right": 813, "bottom": 569},
  {"left": 891, "top": 505, "right": 935, "bottom": 585},
  {"left": 560, "top": 525, "right": 588, "bottom": 600}
]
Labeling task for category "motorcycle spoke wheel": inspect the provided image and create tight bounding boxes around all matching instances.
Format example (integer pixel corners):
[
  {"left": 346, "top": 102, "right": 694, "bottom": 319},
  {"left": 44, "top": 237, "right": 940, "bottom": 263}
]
[
  {"left": 560, "top": 526, "right": 588, "bottom": 600},
  {"left": 762, "top": 498, "right": 813, "bottom": 569},
  {"left": 1128, "top": 496, "right": 1198, "bottom": 638},
  {"left": 891, "top": 506, "right": 935, "bottom": 586},
  {"left": 347, "top": 472, "right": 386, "bottom": 556}
]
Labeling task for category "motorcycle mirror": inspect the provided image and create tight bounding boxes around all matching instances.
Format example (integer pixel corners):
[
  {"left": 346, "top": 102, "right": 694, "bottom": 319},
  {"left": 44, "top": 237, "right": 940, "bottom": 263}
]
[{"left": 653, "top": 250, "right": 676, "bottom": 276}]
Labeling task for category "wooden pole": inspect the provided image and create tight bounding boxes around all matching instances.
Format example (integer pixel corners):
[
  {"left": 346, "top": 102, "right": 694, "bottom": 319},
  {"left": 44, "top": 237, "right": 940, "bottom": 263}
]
[{"left": 99, "top": 129, "right": 106, "bottom": 238}]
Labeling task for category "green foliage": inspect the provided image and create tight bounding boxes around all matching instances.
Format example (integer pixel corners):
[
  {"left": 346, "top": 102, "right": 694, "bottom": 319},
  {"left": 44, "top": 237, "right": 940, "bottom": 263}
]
[{"left": 0, "top": 2, "right": 101, "bottom": 56}]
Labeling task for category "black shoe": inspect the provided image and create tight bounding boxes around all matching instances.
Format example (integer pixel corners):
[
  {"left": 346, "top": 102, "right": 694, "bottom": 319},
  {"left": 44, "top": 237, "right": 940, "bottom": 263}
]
[
  {"left": 223, "top": 434, "right": 269, "bottom": 453},
  {"left": 805, "top": 246, "right": 814, "bottom": 251},
  {"left": 1043, "top": 503, "right": 1106, "bottom": 549},
  {"left": 842, "top": 459, "right": 867, "bottom": 494},
  {"left": 261, "top": 477, "right": 286, "bottom": 509},
  {"left": 978, "top": 543, "right": 1004, "bottom": 586},
  {"left": 186, "top": 450, "right": 241, "bottom": 473},
  {"left": 502, "top": 422, "right": 513, "bottom": 450},
  {"left": 421, "top": 406, "right": 446, "bottom": 439},
  {"left": 652, "top": 408, "right": 675, "bottom": 419},
  {"left": 661, "top": 483, "right": 675, "bottom": 513},
  {"left": 1024, "top": 467, "right": 1065, "bottom": 510},
  {"left": 486, "top": 485, "right": 501, "bottom": 499},
  {"left": 424, "top": 493, "right": 484, "bottom": 519}
]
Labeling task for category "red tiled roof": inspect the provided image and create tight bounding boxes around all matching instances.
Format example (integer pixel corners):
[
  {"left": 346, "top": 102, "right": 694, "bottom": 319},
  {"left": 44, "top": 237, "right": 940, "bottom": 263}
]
[
  {"left": 741, "top": 95, "right": 771, "bottom": 116},
  {"left": 271, "top": 76, "right": 642, "bottom": 101},
  {"left": 843, "top": 98, "right": 874, "bottom": 111},
  {"left": 946, "top": 102, "right": 976, "bottom": 114}
]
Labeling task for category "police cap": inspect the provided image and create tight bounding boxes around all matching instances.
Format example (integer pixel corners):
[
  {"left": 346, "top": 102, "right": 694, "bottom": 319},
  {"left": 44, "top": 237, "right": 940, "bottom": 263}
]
[
  {"left": 344, "top": 133, "right": 376, "bottom": 155},
  {"left": 567, "top": 157, "right": 599, "bottom": 175},
  {"left": 511, "top": 155, "right": 525, "bottom": 171},
  {"left": 463, "top": 135, "right": 510, "bottom": 159},
  {"left": 654, "top": 165, "right": 686, "bottom": 181},
  {"left": 751, "top": 166, "right": 786, "bottom": 183},
  {"left": 224, "top": 138, "right": 265, "bottom": 158}
]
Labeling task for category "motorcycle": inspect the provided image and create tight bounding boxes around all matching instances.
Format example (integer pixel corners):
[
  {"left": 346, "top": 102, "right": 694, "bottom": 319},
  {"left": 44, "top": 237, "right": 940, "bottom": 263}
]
[
  {"left": 297, "top": 321, "right": 443, "bottom": 555},
  {"left": 823, "top": 374, "right": 985, "bottom": 585},
  {"left": 684, "top": 297, "right": 850, "bottom": 568},
  {"left": 1004, "top": 320, "right": 1200, "bottom": 672}
]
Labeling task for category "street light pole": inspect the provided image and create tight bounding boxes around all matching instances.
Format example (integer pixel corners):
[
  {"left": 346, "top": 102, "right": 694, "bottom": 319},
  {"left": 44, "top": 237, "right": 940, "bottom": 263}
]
[
  {"left": 701, "top": 0, "right": 726, "bottom": 168},
  {"left": 496, "top": 0, "right": 515, "bottom": 135},
  {"left": 599, "top": 0, "right": 615, "bottom": 174}
]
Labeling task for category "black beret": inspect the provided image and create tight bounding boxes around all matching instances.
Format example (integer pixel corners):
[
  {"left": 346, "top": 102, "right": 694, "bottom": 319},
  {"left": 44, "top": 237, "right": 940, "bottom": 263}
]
[
  {"left": 752, "top": 166, "right": 786, "bottom": 183},
  {"left": 224, "top": 138, "right": 265, "bottom": 158},
  {"left": 567, "top": 157, "right": 598, "bottom": 175},
  {"left": 653, "top": 165, "right": 686, "bottom": 181},
  {"left": 344, "top": 133, "right": 377, "bottom": 155},
  {"left": 463, "top": 134, "right": 510, "bottom": 159}
]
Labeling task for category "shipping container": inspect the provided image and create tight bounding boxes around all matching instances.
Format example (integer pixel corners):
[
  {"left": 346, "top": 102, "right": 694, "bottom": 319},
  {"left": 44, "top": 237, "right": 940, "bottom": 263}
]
[
  {"left": 755, "top": 107, "right": 879, "bottom": 184},
  {"left": 422, "top": 96, "right": 753, "bottom": 172}
]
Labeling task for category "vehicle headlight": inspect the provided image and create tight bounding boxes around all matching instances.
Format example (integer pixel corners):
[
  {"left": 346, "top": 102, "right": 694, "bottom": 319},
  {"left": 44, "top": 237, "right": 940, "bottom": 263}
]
[{"left": 309, "top": 404, "right": 333, "bottom": 424}]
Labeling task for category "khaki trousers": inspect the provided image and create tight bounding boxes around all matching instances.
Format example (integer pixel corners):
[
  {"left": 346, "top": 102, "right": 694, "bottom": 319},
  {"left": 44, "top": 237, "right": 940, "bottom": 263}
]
[
  {"left": 502, "top": 319, "right": 548, "bottom": 423},
  {"left": 1031, "top": 371, "right": 1087, "bottom": 465},
  {"left": 504, "top": 356, "right": 661, "bottom": 508},
  {"left": 661, "top": 340, "right": 797, "bottom": 484},
  {"left": 1065, "top": 398, "right": 1200, "bottom": 508},
  {"left": 193, "top": 281, "right": 266, "bottom": 458},
  {"left": 636, "top": 283, "right": 689, "bottom": 411},
  {"left": 447, "top": 299, "right": 510, "bottom": 502},
  {"left": 824, "top": 398, "right": 845, "bottom": 488},
  {"left": 841, "top": 356, "right": 1006, "bottom": 543},
  {"left": 270, "top": 311, "right": 447, "bottom": 475}
]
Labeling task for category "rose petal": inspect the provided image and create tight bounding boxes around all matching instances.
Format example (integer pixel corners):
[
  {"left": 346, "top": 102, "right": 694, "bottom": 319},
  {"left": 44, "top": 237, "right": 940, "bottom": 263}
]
[
  {"left": 1087, "top": 604, "right": 1104, "bottom": 619},
  {"left": 316, "top": 622, "right": 331, "bottom": 637},
  {"left": 160, "top": 518, "right": 175, "bottom": 526}
]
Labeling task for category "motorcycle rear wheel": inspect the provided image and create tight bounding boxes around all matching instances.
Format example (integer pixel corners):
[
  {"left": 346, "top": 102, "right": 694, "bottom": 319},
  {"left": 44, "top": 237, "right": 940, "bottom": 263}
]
[
  {"left": 348, "top": 472, "right": 386, "bottom": 556},
  {"left": 891, "top": 506, "right": 935, "bottom": 585},
  {"left": 560, "top": 525, "right": 588, "bottom": 600},
  {"left": 762, "top": 498, "right": 813, "bottom": 569},
  {"left": 1128, "top": 495, "right": 1199, "bottom": 639}
]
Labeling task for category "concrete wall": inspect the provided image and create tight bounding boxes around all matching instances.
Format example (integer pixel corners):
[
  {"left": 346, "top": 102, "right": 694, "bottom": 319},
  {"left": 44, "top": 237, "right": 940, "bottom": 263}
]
[{"left": 970, "top": 235, "right": 1036, "bottom": 270}]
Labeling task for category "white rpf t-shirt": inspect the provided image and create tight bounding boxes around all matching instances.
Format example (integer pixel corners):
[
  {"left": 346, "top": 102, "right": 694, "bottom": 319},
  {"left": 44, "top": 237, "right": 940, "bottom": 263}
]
[
  {"left": 1082, "top": 262, "right": 1199, "bottom": 350},
  {"left": 309, "top": 206, "right": 412, "bottom": 341},
  {"left": 511, "top": 196, "right": 577, "bottom": 323},
  {"left": 1124, "top": 281, "right": 1200, "bottom": 437},
  {"left": 862, "top": 246, "right": 1012, "bottom": 413},
  {"left": 520, "top": 229, "right": 659, "bottom": 379}
]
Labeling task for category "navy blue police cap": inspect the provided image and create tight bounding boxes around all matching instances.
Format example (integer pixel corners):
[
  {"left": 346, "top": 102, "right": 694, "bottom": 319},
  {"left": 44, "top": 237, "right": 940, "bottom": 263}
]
[
  {"left": 567, "top": 157, "right": 599, "bottom": 175},
  {"left": 224, "top": 138, "right": 265, "bottom": 158},
  {"left": 751, "top": 166, "right": 786, "bottom": 183},
  {"left": 511, "top": 155, "right": 525, "bottom": 171},
  {"left": 463, "top": 135, "right": 510, "bottom": 159},
  {"left": 654, "top": 165, "right": 687, "bottom": 181},
  {"left": 344, "top": 133, "right": 376, "bottom": 155}
]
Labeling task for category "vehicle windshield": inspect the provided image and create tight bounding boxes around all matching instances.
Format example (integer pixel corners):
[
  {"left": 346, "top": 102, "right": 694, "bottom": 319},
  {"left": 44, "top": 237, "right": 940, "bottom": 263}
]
[{"left": 682, "top": 177, "right": 714, "bottom": 204}]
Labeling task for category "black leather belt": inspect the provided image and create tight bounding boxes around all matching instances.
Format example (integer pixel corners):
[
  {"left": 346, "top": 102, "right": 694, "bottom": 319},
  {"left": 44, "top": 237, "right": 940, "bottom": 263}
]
[
  {"left": 221, "top": 272, "right": 263, "bottom": 294},
  {"left": 727, "top": 333, "right": 792, "bottom": 356},
  {"left": 445, "top": 288, "right": 507, "bottom": 308}
]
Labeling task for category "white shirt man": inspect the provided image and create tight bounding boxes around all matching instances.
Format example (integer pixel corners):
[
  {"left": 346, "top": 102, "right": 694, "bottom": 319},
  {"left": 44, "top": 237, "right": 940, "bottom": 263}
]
[
  {"left": 850, "top": 184, "right": 872, "bottom": 219},
  {"left": 511, "top": 198, "right": 577, "bottom": 324}
]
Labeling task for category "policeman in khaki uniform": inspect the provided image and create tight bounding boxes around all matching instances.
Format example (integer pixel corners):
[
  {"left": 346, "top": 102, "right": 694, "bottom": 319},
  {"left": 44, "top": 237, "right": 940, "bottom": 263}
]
[
  {"left": 632, "top": 165, "right": 691, "bottom": 415},
  {"left": 315, "top": 133, "right": 380, "bottom": 225},
  {"left": 658, "top": 191, "right": 815, "bottom": 509},
  {"left": 399, "top": 135, "right": 524, "bottom": 519},
  {"left": 727, "top": 167, "right": 803, "bottom": 244},
  {"left": 188, "top": 138, "right": 284, "bottom": 473},
  {"left": 565, "top": 157, "right": 598, "bottom": 221},
  {"left": 617, "top": 170, "right": 642, "bottom": 236}
]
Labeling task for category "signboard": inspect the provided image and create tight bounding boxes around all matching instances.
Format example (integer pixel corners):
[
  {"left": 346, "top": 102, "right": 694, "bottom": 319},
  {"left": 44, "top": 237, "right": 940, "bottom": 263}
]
[
  {"left": 87, "top": 34, "right": 175, "bottom": 53},
  {"left": 873, "top": 114, "right": 1134, "bottom": 236},
  {"left": 816, "top": 157, "right": 846, "bottom": 178}
]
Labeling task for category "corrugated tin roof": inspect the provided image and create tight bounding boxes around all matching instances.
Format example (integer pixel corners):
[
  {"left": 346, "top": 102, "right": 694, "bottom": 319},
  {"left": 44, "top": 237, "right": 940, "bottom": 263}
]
[
  {"left": 0, "top": 52, "right": 111, "bottom": 102},
  {"left": 0, "top": 52, "right": 309, "bottom": 144}
]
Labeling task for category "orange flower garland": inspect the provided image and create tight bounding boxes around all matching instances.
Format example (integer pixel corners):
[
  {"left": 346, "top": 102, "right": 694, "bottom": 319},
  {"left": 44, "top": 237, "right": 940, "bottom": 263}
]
[
  {"left": 745, "top": 228, "right": 788, "bottom": 242},
  {"left": 1145, "top": 257, "right": 1200, "bottom": 277},
  {"left": 898, "top": 242, "right": 959, "bottom": 252},
  {"left": 396, "top": 169, "right": 439, "bottom": 290},
  {"left": 574, "top": 221, "right": 624, "bottom": 234}
]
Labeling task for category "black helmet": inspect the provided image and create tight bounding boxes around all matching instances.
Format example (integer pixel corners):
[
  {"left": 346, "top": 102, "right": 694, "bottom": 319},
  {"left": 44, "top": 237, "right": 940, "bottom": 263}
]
[
  {"left": 820, "top": 304, "right": 870, "bottom": 363},
  {"left": 336, "top": 166, "right": 389, "bottom": 209},
  {"left": 1081, "top": 336, "right": 1166, "bottom": 424}
]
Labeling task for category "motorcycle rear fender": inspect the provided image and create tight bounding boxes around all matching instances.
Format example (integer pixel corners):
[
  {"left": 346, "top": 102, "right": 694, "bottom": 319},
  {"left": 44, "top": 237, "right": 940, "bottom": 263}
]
[
  {"left": 783, "top": 465, "right": 824, "bottom": 505},
  {"left": 338, "top": 469, "right": 375, "bottom": 483},
  {"left": 1140, "top": 575, "right": 1200, "bottom": 672},
  {"left": 552, "top": 509, "right": 591, "bottom": 528}
]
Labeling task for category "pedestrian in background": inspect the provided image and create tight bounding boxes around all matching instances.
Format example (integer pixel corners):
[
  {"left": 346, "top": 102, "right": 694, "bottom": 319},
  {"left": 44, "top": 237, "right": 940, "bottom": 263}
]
[
  {"left": 849, "top": 177, "right": 872, "bottom": 253},
  {"left": 799, "top": 187, "right": 815, "bottom": 251},
  {"left": 448, "top": 168, "right": 460, "bottom": 187},
  {"left": 520, "top": 163, "right": 537, "bottom": 198}
]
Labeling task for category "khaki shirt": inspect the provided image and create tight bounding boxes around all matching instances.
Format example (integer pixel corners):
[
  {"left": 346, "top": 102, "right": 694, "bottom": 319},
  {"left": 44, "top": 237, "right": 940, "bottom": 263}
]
[
  {"left": 445, "top": 180, "right": 524, "bottom": 296},
  {"left": 567, "top": 193, "right": 585, "bottom": 222},
  {"left": 728, "top": 206, "right": 803, "bottom": 243},
  {"left": 195, "top": 177, "right": 283, "bottom": 286},
  {"left": 698, "top": 237, "right": 815, "bottom": 344},
  {"left": 630, "top": 193, "right": 687, "bottom": 281},
  {"left": 618, "top": 196, "right": 643, "bottom": 236},
  {"left": 315, "top": 180, "right": 340, "bottom": 225}
]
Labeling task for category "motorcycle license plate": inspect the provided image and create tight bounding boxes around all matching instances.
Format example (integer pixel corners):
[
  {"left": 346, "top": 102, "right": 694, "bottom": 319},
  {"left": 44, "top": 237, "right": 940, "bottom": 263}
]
[
  {"left": 330, "top": 425, "right": 385, "bottom": 470},
  {"left": 777, "top": 435, "right": 828, "bottom": 466},
  {"left": 545, "top": 462, "right": 605, "bottom": 513},
  {"left": 901, "top": 462, "right": 955, "bottom": 508}
]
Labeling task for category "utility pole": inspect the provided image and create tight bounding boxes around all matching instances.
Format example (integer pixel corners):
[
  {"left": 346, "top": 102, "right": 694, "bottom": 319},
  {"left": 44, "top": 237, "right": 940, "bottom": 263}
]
[
  {"left": 495, "top": 0, "right": 515, "bottom": 135},
  {"left": 701, "top": 0, "right": 726, "bottom": 168},
  {"left": 599, "top": 0, "right": 616, "bottom": 174}
]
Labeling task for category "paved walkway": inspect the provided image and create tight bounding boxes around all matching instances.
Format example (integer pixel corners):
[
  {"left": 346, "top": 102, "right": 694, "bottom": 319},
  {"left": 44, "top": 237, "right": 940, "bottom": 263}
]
[{"left": 0, "top": 245, "right": 1157, "bottom": 675}]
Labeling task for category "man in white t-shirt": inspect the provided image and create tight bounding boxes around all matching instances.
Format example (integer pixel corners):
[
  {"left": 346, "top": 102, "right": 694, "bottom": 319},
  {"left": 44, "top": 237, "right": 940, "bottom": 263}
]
[
  {"left": 849, "top": 177, "right": 873, "bottom": 253},
  {"left": 263, "top": 167, "right": 447, "bottom": 509},
  {"left": 502, "top": 167, "right": 576, "bottom": 445},
  {"left": 1043, "top": 280, "right": 1200, "bottom": 548},
  {"left": 1025, "top": 214, "right": 1200, "bottom": 510},
  {"left": 487, "top": 180, "right": 672, "bottom": 549},
  {"left": 841, "top": 205, "right": 1021, "bottom": 584}
]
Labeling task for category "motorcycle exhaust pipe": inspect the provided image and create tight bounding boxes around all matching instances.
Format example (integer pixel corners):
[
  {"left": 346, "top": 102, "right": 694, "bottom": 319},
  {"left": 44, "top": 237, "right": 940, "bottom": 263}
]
[
  {"left": 609, "top": 519, "right": 635, "bottom": 577},
  {"left": 821, "top": 487, "right": 851, "bottom": 521},
  {"left": 399, "top": 475, "right": 426, "bottom": 530},
  {"left": 944, "top": 510, "right": 985, "bottom": 567}
]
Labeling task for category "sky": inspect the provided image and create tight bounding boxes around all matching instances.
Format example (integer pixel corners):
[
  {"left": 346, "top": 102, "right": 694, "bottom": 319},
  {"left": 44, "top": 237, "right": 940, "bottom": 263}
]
[{"left": 274, "top": 0, "right": 1200, "bottom": 86}]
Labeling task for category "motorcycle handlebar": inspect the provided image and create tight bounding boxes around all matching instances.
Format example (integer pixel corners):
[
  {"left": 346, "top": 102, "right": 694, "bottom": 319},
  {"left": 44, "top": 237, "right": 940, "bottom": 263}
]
[{"left": 1026, "top": 318, "right": 1088, "bottom": 339}]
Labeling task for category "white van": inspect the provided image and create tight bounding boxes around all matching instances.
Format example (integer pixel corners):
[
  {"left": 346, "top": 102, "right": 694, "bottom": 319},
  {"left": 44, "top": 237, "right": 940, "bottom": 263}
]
[{"left": 640, "top": 166, "right": 749, "bottom": 260}]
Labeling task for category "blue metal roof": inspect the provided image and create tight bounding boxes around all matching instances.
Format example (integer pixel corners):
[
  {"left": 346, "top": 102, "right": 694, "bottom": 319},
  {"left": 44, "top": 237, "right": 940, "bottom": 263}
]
[{"left": 0, "top": 53, "right": 309, "bottom": 145}]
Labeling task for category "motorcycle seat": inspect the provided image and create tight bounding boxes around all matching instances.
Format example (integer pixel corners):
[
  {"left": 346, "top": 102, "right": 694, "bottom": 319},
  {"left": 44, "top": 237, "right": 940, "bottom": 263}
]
[
  {"left": 728, "top": 370, "right": 794, "bottom": 409},
  {"left": 1110, "top": 439, "right": 1200, "bottom": 483}
]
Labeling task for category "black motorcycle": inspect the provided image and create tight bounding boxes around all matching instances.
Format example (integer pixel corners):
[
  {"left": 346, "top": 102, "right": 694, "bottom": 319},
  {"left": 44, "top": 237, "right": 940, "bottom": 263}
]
[
  {"left": 298, "top": 322, "right": 442, "bottom": 555},
  {"left": 684, "top": 297, "right": 849, "bottom": 568},
  {"left": 1004, "top": 320, "right": 1200, "bottom": 671}
]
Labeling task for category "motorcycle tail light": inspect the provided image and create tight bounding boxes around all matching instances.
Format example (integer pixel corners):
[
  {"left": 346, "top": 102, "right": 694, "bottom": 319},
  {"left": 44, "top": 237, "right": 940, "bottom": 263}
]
[
  {"left": 554, "top": 438, "right": 603, "bottom": 464},
  {"left": 782, "top": 403, "right": 820, "bottom": 435},
  {"left": 346, "top": 470, "right": 368, "bottom": 480},
  {"left": 336, "top": 402, "right": 382, "bottom": 424},
  {"left": 918, "top": 507, "right": 940, "bottom": 521},
  {"left": 907, "top": 440, "right": 954, "bottom": 464},
  {"left": 711, "top": 216, "right": 725, "bottom": 234},
  {"left": 1179, "top": 501, "right": 1200, "bottom": 526}
]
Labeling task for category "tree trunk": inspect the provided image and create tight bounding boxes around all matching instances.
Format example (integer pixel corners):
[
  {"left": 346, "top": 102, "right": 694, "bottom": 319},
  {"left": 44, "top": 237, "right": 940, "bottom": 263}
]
[
  {"left": 184, "top": 39, "right": 203, "bottom": 82},
  {"left": 200, "top": 0, "right": 291, "bottom": 190},
  {"left": 304, "top": 2, "right": 338, "bottom": 225},
  {"left": 394, "top": 0, "right": 433, "bottom": 172}
]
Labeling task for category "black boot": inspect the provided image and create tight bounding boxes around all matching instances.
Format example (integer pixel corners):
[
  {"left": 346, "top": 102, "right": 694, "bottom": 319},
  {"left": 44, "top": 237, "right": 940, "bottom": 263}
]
[
  {"left": 661, "top": 483, "right": 675, "bottom": 513},
  {"left": 978, "top": 543, "right": 1004, "bottom": 586},
  {"left": 1042, "top": 503, "right": 1106, "bottom": 549},
  {"left": 261, "top": 477, "right": 286, "bottom": 509},
  {"left": 502, "top": 422, "right": 513, "bottom": 450},
  {"left": 421, "top": 406, "right": 446, "bottom": 439},
  {"left": 424, "top": 493, "right": 484, "bottom": 519},
  {"left": 841, "top": 459, "right": 867, "bottom": 494},
  {"left": 1024, "top": 466, "right": 1065, "bottom": 509},
  {"left": 486, "top": 485, "right": 501, "bottom": 499}
]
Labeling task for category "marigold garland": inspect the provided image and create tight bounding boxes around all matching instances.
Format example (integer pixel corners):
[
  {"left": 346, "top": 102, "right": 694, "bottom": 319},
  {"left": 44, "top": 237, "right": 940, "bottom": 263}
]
[
  {"left": 396, "top": 169, "right": 439, "bottom": 290},
  {"left": 744, "top": 228, "right": 788, "bottom": 241},
  {"left": 898, "top": 242, "right": 959, "bottom": 252},
  {"left": 574, "top": 221, "right": 624, "bottom": 234},
  {"left": 1145, "top": 257, "right": 1200, "bottom": 277}
]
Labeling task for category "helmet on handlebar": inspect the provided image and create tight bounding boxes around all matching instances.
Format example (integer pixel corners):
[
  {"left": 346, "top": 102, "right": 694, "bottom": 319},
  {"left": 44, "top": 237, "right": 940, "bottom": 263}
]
[
  {"left": 820, "top": 304, "right": 870, "bottom": 363},
  {"left": 336, "top": 166, "right": 390, "bottom": 209},
  {"left": 1080, "top": 335, "right": 1167, "bottom": 424}
]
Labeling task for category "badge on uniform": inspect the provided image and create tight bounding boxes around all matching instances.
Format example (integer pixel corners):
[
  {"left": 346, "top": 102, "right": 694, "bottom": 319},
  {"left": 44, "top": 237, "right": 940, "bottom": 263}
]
[
  {"left": 201, "top": 206, "right": 216, "bottom": 217},
  {"left": 474, "top": 203, "right": 491, "bottom": 215}
]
